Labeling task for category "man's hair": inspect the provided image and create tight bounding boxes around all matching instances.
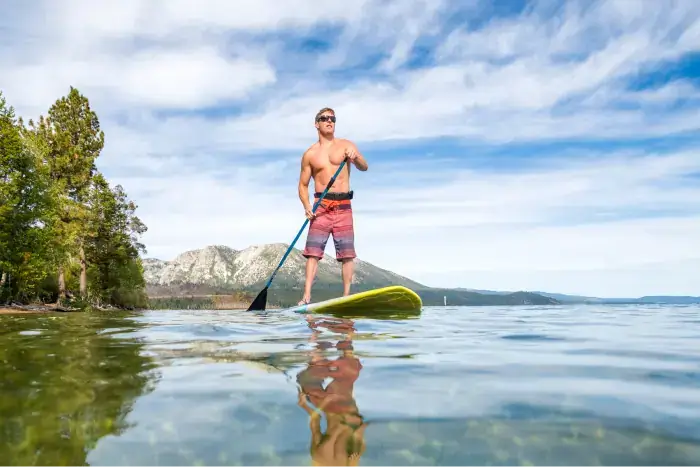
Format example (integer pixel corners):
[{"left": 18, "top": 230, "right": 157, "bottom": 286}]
[{"left": 315, "top": 107, "right": 335, "bottom": 122}]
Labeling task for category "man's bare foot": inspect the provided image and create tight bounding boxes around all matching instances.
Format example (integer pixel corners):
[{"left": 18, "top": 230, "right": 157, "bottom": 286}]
[{"left": 298, "top": 295, "right": 311, "bottom": 306}]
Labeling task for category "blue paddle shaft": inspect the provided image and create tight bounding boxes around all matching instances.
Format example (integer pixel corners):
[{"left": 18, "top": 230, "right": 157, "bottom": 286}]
[{"left": 265, "top": 159, "right": 348, "bottom": 288}]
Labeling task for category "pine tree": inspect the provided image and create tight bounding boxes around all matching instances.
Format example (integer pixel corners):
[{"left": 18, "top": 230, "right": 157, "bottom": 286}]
[{"left": 29, "top": 86, "right": 105, "bottom": 300}]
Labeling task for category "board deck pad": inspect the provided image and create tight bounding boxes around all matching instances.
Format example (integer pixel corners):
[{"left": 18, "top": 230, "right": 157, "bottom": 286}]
[{"left": 283, "top": 285, "right": 423, "bottom": 319}]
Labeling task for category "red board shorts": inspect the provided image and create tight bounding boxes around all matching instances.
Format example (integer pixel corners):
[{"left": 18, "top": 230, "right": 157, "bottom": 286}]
[{"left": 302, "top": 192, "right": 356, "bottom": 261}]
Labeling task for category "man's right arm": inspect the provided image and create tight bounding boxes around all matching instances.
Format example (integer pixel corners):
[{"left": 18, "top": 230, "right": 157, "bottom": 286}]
[{"left": 298, "top": 151, "right": 313, "bottom": 217}]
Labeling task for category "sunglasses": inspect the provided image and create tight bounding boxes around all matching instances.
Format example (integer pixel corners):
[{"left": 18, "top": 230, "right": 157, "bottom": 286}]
[{"left": 317, "top": 115, "right": 336, "bottom": 123}]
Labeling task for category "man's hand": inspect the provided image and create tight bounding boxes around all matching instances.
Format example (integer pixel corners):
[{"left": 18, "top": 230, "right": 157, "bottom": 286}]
[
  {"left": 344, "top": 143, "right": 368, "bottom": 171},
  {"left": 304, "top": 205, "right": 315, "bottom": 220},
  {"left": 344, "top": 146, "right": 357, "bottom": 162}
]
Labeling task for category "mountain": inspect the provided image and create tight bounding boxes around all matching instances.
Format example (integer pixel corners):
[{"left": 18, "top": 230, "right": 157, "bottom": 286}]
[
  {"left": 636, "top": 296, "right": 700, "bottom": 304},
  {"left": 143, "top": 244, "right": 559, "bottom": 307},
  {"left": 144, "top": 243, "right": 425, "bottom": 290},
  {"left": 457, "top": 289, "right": 700, "bottom": 305}
]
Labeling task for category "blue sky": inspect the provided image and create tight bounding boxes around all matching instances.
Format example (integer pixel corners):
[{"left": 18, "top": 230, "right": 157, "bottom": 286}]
[{"left": 2, "top": 0, "right": 699, "bottom": 297}]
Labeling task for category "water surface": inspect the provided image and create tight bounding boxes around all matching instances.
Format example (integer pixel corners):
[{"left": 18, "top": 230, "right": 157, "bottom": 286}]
[{"left": 1, "top": 304, "right": 699, "bottom": 465}]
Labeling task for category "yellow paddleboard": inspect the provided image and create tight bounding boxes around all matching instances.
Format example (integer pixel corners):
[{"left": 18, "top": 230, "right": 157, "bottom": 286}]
[{"left": 286, "top": 285, "right": 422, "bottom": 318}]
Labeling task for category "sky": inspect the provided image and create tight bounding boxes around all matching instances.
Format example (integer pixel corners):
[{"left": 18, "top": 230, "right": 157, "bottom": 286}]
[{"left": 1, "top": 0, "right": 699, "bottom": 298}]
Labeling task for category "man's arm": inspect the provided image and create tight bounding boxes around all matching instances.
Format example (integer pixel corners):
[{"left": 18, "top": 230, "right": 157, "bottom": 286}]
[
  {"left": 298, "top": 151, "right": 314, "bottom": 218},
  {"left": 345, "top": 140, "right": 368, "bottom": 171}
]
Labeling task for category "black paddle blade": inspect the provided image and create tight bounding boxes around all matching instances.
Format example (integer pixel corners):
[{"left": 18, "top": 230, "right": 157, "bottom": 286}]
[{"left": 247, "top": 287, "right": 268, "bottom": 311}]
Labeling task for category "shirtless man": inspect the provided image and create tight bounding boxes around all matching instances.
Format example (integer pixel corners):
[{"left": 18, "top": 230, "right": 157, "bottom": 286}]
[{"left": 297, "top": 107, "right": 368, "bottom": 305}]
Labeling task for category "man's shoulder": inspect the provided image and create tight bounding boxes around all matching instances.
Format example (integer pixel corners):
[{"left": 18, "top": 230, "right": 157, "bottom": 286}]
[
  {"left": 301, "top": 142, "right": 319, "bottom": 158},
  {"left": 337, "top": 137, "right": 357, "bottom": 148}
]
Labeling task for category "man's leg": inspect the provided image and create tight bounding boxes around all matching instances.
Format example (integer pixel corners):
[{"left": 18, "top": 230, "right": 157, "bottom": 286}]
[
  {"left": 301, "top": 204, "right": 331, "bottom": 304},
  {"left": 301, "top": 256, "right": 319, "bottom": 304},
  {"left": 331, "top": 201, "right": 357, "bottom": 296},
  {"left": 340, "top": 258, "right": 354, "bottom": 296}
]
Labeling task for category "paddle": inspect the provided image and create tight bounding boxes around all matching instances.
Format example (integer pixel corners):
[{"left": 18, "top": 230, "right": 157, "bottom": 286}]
[{"left": 247, "top": 158, "right": 348, "bottom": 311}]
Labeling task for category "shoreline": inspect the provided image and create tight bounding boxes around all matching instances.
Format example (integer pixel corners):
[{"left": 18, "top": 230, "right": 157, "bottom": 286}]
[
  {"left": 0, "top": 303, "right": 72, "bottom": 315},
  {"left": 0, "top": 303, "right": 283, "bottom": 314}
]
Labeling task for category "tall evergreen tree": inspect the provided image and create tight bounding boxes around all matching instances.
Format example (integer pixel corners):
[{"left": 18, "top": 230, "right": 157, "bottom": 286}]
[{"left": 29, "top": 86, "right": 105, "bottom": 300}]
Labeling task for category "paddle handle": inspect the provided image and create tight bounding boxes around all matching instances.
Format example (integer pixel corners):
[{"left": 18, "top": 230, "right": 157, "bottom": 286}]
[{"left": 265, "top": 158, "right": 348, "bottom": 288}]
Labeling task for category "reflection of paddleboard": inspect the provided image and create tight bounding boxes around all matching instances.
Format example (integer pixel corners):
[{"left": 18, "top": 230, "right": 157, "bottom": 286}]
[{"left": 284, "top": 285, "right": 423, "bottom": 318}]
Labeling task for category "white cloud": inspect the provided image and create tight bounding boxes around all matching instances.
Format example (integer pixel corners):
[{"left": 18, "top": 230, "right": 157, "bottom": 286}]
[
  {"left": 1, "top": 0, "right": 699, "bottom": 297},
  {"left": 48, "top": 0, "right": 372, "bottom": 38},
  {"left": 4, "top": 48, "right": 275, "bottom": 113},
  {"left": 104, "top": 49, "right": 275, "bottom": 108},
  {"left": 4, "top": 0, "right": 699, "bottom": 148}
]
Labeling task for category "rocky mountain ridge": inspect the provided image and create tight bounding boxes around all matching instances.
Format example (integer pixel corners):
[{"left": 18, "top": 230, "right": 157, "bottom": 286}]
[
  {"left": 144, "top": 243, "right": 424, "bottom": 291},
  {"left": 143, "top": 244, "right": 560, "bottom": 307}
]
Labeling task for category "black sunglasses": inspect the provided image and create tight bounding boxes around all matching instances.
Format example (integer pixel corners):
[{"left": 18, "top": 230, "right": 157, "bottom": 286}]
[{"left": 317, "top": 115, "right": 336, "bottom": 123}]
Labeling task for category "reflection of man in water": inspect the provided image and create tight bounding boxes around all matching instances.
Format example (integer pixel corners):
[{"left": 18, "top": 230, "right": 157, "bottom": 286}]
[{"left": 297, "top": 316, "right": 367, "bottom": 466}]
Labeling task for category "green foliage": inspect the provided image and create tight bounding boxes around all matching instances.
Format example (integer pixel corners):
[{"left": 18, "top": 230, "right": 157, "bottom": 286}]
[
  {"left": 84, "top": 173, "right": 148, "bottom": 309},
  {"left": 148, "top": 296, "right": 216, "bottom": 310},
  {"left": 0, "top": 92, "right": 57, "bottom": 303},
  {"left": 0, "top": 88, "right": 148, "bottom": 309}
]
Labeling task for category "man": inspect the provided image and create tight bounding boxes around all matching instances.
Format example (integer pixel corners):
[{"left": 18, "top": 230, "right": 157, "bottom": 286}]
[{"left": 297, "top": 107, "right": 368, "bottom": 305}]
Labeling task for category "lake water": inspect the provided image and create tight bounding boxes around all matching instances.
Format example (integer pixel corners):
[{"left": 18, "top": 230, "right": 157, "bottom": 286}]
[{"left": 1, "top": 304, "right": 699, "bottom": 465}]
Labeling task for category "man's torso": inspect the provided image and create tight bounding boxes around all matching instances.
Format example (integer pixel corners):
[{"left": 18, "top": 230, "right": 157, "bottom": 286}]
[{"left": 306, "top": 138, "right": 352, "bottom": 193}]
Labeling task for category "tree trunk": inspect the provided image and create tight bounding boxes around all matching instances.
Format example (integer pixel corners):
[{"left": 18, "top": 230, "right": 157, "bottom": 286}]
[
  {"left": 58, "top": 266, "right": 66, "bottom": 300},
  {"left": 0, "top": 272, "right": 7, "bottom": 304},
  {"left": 79, "top": 244, "right": 87, "bottom": 296}
]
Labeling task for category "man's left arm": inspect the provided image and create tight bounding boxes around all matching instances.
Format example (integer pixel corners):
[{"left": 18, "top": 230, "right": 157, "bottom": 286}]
[{"left": 345, "top": 141, "right": 368, "bottom": 171}]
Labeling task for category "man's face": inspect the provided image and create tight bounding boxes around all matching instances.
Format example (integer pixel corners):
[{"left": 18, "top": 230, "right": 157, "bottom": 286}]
[{"left": 316, "top": 112, "right": 336, "bottom": 132}]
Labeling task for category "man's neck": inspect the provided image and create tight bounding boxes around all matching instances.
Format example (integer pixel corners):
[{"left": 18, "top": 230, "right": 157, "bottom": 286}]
[{"left": 318, "top": 133, "right": 335, "bottom": 146}]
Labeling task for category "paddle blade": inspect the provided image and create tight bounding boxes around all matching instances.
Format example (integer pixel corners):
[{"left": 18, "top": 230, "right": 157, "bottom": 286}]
[{"left": 247, "top": 287, "right": 268, "bottom": 311}]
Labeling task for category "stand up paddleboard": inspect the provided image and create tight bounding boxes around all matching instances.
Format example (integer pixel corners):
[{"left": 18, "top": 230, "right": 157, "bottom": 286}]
[{"left": 284, "top": 285, "right": 423, "bottom": 318}]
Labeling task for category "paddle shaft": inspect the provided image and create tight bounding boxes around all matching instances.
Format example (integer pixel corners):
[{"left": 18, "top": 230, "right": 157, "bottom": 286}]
[{"left": 263, "top": 158, "right": 348, "bottom": 288}]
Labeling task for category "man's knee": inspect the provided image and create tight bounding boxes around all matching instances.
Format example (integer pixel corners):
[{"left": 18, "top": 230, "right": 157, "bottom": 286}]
[
  {"left": 302, "top": 254, "right": 322, "bottom": 264},
  {"left": 336, "top": 254, "right": 356, "bottom": 263}
]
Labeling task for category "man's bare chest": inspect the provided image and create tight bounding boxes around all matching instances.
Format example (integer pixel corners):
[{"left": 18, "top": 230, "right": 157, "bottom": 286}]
[{"left": 310, "top": 147, "right": 346, "bottom": 170}]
